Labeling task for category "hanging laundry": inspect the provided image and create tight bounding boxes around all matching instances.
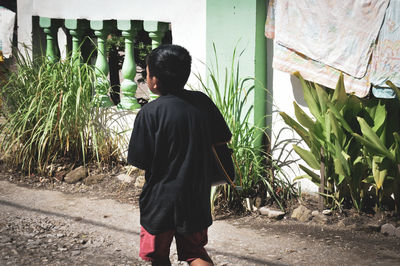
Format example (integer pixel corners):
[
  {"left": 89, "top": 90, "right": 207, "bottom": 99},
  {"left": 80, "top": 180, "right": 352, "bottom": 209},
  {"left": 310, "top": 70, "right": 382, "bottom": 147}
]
[
  {"left": 265, "top": 0, "right": 275, "bottom": 39},
  {"left": 274, "top": 0, "right": 389, "bottom": 79},
  {"left": 273, "top": 43, "right": 371, "bottom": 98},
  {"left": 265, "top": 0, "right": 371, "bottom": 98},
  {"left": 0, "top": 6, "right": 15, "bottom": 59},
  {"left": 370, "top": 0, "right": 400, "bottom": 98}
]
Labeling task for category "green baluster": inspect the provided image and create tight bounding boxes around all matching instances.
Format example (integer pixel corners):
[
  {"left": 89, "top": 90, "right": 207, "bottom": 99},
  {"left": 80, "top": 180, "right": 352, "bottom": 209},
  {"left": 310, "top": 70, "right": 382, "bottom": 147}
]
[
  {"left": 117, "top": 20, "right": 142, "bottom": 110},
  {"left": 144, "top": 21, "right": 168, "bottom": 49},
  {"left": 39, "top": 17, "right": 63, "bottom": 62},
  {"left": 90, "top": 20, "right": 115, "bottom": 107},
  {"left": 65, "top": 19, "right": 88, "bottom": 61},
  {"left": 144, "top": 21, "right": 169, "bottom": 100}
]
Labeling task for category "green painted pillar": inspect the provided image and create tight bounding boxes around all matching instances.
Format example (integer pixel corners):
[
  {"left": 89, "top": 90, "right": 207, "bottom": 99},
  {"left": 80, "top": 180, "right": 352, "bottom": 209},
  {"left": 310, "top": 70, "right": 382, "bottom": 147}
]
[
  {"left": 39, "top": 17, "right": 63, "bottom": 62},
  {"left": 144, "top": 21, "right": 168, "bottom": 49},
  {"left": 65, "top": 19, "right": 89, "bottom": 60},
  {"left": 117, "top": 20, "right": 142, "bottom": 110},
  {"left": 254, "top": 0, "right": 268, "bottom": 149},
  {"left": 144, "top": 21, "right": 169, "bottom": 99},
  {"left": 90, "top": 20, "right": 115, "bottom": 107},
  {"left": 206, "top": 0, "right": 268, "bottom": 150}
]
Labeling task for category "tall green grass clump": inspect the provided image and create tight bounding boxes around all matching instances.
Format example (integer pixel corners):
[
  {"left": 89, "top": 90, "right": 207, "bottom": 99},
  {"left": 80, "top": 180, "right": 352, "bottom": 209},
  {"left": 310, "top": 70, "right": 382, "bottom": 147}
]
[
  {"left": 0, "top": 51, "right": 119, "bottom": 174},
  {"left": 195, "top": 46, "right": 298, "bottom": 211}
]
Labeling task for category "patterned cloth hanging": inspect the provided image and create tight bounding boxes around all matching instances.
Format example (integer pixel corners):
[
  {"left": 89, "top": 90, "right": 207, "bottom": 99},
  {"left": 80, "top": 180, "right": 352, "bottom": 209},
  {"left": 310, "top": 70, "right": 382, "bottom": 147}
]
[
  {"left": 0, "top": 6, "right": 15, "bottom": 59},
  {"left": 265, "top": 0, "right": 379, "bottom": 98},
  {"left": 370, "top": 0, "right": 400, "bottom": 98},
  {"left": 274, "top": 0, "right": 389, "bottom": 79}
]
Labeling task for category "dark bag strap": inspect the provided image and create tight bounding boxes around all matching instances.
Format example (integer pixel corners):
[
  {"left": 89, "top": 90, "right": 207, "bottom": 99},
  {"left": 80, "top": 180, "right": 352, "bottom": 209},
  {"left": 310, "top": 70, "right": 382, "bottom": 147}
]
[{"left": 211, "top": 145, "right": 240, "bottom": 190}]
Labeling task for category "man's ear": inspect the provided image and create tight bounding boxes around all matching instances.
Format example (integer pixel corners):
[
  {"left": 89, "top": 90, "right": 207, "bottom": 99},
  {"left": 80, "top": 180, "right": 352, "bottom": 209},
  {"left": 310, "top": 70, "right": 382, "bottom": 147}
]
[{"left": 153, "top": 76, "right": 160, "bottom": 89}]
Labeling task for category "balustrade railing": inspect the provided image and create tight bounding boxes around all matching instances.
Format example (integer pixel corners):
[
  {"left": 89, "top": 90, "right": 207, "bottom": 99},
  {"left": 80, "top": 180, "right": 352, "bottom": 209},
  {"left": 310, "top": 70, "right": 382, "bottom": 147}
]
[{"left": 38, "top": 17, "right": 170, "bottom": 110}]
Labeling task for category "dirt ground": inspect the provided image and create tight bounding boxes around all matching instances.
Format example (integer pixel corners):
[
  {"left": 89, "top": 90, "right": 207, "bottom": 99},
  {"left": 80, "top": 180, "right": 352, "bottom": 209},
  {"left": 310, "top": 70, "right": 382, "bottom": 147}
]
[{"left": 1, "top": 164, "right": 400, "bottom": 266}]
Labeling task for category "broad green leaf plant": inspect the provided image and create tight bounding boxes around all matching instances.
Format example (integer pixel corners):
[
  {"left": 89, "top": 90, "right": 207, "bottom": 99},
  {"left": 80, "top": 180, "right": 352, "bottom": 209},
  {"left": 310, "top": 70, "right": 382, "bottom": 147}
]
[
  {"left": 280, "top": 73, "right": 365, "bottom": 211},
  {"left": 281, "top": 73, "right": 400, "bottom": 214}
]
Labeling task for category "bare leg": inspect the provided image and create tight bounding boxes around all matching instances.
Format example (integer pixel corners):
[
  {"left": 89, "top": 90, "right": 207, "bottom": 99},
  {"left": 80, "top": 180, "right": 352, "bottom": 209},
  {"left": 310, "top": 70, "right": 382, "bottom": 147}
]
[{"left": 189, "top": 253, "right": 214, "bottom": 266}]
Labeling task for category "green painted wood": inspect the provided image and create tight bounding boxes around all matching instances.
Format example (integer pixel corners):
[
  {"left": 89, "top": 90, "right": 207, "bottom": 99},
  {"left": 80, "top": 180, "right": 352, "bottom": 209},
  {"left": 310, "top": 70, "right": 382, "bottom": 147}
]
[
  {"left": 90, "top": 20, "right": 115, "bottom": 107},
  {"left": 65, "top": 19, "right": 88, "bottom": 59},
  {"left": 117, "top": 20, "right": 143, "bottom": 109},
  {"left": 39, "top": 17, "right": 63, "bottom": 62}
]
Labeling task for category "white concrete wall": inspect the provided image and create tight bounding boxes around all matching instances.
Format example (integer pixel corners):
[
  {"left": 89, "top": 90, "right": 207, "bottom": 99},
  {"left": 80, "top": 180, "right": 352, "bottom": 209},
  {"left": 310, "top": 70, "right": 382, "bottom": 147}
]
[
  {"left": 270, "top": 56, "right": 318, "bottom": 193},
  {"left": 17, "top": 0, "right": 207, "bottom": 86}
]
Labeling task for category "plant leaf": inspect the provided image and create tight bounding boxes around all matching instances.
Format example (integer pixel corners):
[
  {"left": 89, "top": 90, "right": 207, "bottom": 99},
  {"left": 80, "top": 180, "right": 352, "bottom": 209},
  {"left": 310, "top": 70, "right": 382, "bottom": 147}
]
[
  {"left": 386, "top": 80, "right": 400, "bottom": 100},
  {"left": 293, "top": 144, "right": 320, "bottom": 170},
  {"left": 332, "top": 72, "right": 347, "bottom": 110},
  {"left": 299, "top": 164, "right": 321, "bottom": 185},
  {"left": 356, "top": 117, "right": 394, "bottom": 161},
  {"left": 294, "top": 101, "right": 315, "bottom": 129},
  {"left": 293, "top": 72, "right": 322, "bottom": 122},
  {"left": 279, "top": 112, "right": 311, "bottom": 147}
]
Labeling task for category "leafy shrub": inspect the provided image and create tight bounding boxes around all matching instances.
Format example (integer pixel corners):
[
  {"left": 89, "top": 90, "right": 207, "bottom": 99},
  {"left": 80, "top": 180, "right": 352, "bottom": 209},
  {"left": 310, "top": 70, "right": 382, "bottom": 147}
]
[
  {"left": 281, "top": 73, "right": 400, "bottom": 213},
  {"left": 0, "top": 50, "right": 119, "bottom": 174}
]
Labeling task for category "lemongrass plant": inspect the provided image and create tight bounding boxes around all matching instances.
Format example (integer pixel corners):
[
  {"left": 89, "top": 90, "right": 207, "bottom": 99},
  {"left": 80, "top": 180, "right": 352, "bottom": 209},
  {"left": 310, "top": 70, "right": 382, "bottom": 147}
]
[
  {"left": 194, "top": 45, "right": 298, "bottom": 211},
  {"left": 0, "top": 50, "right": 119, "bottom": 174}
]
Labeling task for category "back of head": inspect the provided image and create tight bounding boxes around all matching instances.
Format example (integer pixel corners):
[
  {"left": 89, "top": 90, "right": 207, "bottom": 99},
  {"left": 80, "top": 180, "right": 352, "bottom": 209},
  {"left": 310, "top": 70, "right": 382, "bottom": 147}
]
[{"left": 146, "top": 44, "right": 192, "bottom": 95}]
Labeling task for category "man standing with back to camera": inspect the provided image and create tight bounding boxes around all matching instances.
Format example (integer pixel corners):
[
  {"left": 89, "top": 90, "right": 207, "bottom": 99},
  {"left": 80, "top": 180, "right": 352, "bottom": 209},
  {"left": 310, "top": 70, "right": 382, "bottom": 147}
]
[{"left": 128, "top": 44, "right": 231, "bottom": 266}]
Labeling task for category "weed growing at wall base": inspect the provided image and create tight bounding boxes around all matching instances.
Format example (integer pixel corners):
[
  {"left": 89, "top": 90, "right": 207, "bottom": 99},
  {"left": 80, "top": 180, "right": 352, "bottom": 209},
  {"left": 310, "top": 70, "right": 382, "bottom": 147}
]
[
  {"left": 194, "top": 45, "right": 298, "bottom": 212},
  {"left": 0, "top": 50, "right": 119, "bottom": 174}
]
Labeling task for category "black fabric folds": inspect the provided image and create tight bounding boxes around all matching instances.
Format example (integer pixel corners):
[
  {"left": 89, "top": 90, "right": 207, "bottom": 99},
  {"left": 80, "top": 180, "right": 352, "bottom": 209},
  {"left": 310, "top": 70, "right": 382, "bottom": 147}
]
[{"left": 128, "top": 90, "right": 231, "bottom": 235}]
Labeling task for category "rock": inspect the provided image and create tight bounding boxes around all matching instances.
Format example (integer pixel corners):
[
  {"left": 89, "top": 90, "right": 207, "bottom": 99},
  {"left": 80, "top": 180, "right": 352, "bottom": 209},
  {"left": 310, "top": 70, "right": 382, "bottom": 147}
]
[
  {"left": 268, "top": 210, "right": 286, "bottom": 220},
  {"left": 361, "top": 222, "right": 382, "bottom": 232},
  {"left": 381, "top": 223, "right": 396, "bottom": 236},
  {"left": 135, "top": 175, "right": 146, "bottom": 188},
  {"left": 312, "top": 213, "right": 328, "bottom": 224},
  {"left": 54, "top": 170, "right": 68, "bottom": 181},
  {"left": 337, "top": 217, "right": 353, "bottom": 227},
  {"left": 322, "top": 209, "right": 332, "bottom": 216},
  {"left": 291, "top": 205, "right": 312, "bottom": 222},
  {"left": 0, "top": 236, "right": 12, "bottom": 243},
  {"left": 254, "top": 197, "right": 262, "bottom": 209},
  {"left": 396, "top": 227, "right": 400, "bottom": 238},
  {"left": 124, "top": 165, "right": 140, "bottom": 174},
  {"left": 258, "top": 206, "right": 269, "bottom": 216},
  {"left": 259, "top": 207, "right": 285, "bottom": 220},
  {"left": 116, "top": 174, "right": 134, "bottom": 183},
  {"left": 64, "top": 167, "right": 87, "bottom": 184},
  {"left": 84, "top": 174, "right": 105, "bottom": 185},
  {"left": 71, "top": 250, "right": 81, "bottom": 256},
  {"left": 311, "top": 210, "right": 319, "bottom": 216}
]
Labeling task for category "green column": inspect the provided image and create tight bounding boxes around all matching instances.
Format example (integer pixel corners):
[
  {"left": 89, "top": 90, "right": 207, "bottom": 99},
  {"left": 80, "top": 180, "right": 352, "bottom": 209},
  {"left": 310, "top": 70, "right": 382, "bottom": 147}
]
[
  {"left": 39, "top": 17, "right": 63, "bottom": 62},
  {"left": 65, "top": 19, "right": 88, "bottom": 61},
  {"left": 144, "top": 21, "right": 168, "bottom": 49},
  {"left": 253, "top": 0, "right": 268, "bottom": 149},
  {"left": 117, "top": 20, "right": 142, "bottom": 110},
  {"left": 144, "top": 21, "right": 169, "bottom": 100},
  {"left": 206, "top": 0, "right": 268, "bottom": 150},
  {"left": 90, "top": 20, "right": 115, "bottom": 107}
]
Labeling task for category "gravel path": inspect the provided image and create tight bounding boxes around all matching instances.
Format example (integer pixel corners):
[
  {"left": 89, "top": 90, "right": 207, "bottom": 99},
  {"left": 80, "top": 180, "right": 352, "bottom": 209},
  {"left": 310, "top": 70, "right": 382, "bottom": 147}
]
[{"left": 1, "top": 180, "right": 400, "bottom": 266}]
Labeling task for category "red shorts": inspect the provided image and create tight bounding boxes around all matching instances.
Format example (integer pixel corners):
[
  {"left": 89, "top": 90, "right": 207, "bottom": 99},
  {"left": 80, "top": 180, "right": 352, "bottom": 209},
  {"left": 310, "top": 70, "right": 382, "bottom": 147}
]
[{"left": 139, "top": 226, "right": 210, "bottom": 262}]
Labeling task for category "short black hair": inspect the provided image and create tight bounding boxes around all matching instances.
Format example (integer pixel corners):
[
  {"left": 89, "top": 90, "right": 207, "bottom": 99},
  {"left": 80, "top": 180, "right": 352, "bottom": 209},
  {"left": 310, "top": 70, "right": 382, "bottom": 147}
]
[{"left": 146, "top": 44, "right": 191, "bottom": 95}]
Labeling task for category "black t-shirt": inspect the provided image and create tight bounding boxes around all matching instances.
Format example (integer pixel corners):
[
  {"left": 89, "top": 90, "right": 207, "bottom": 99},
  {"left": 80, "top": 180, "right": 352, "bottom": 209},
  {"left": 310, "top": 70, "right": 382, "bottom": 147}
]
[{"left": 127, "top": 89, "right": 231, "bottom": 235}]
